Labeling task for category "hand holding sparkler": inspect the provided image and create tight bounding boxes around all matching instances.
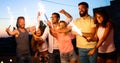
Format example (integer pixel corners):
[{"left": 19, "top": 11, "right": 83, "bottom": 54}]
[
  {"left": 44, "top": 13, "right": 53, "bottom": 28},
  {"left": 46, "top": 21, "right": 52, "bottom": 28},
  {"left": 6, "top": 25, "right": 11, "bottom": 32},
  {"left": 70, "top": 22, "right": 82, "bottom": 36},
  {"left": 6, "top": 25, "right": 11, "bottom": 35},
  {"left": 37, "top": 11, "right": 41, "bottom": 18},
  {"left": 36, "top": 11, "right": 41, "bottom": 31},
  {"left": 71, "top": 23, "right": 92, "bottom": 41}
]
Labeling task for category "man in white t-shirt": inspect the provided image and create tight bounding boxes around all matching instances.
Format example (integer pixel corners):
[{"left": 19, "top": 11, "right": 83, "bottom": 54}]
[{"left": 41, "top": 9, "right": 72, "bottom": 63}]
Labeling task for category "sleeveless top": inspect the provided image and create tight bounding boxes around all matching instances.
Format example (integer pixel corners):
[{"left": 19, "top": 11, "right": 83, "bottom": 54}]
[
  {"left": 97, "top": 27, "right": 116, "bottom": 53},
  {"left": 15, "top": 28, "right": 30, "bottom": 55}
]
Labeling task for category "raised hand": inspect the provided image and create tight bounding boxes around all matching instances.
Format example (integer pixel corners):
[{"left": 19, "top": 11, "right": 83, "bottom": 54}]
[
  {"left": 59, "top": 9, "right": 66, "bottom": 14},
  {"left": 6, "top": 25, "right": 11, "bottom": 32},
  {"left": 37, "top": 11, "right": 41, "bottom": 18},
  {"left": 46, "top": 21, "right": 52, "bottom": 28}
]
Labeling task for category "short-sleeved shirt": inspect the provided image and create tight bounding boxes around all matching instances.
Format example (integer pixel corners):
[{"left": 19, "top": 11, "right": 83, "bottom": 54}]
[
  {"left": 41, "top": 18, "right": 72, "bottom": 53},
  {"left": 57, "top": 32, "right": 74, "bottom": 54},
  {"left": 73, "top": 15, "right": 97, "bottom": 48}
]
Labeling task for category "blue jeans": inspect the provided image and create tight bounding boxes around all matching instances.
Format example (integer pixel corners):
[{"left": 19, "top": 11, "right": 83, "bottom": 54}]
[{"left": 78, "top": 48, "right": 98, "bottom": 63}]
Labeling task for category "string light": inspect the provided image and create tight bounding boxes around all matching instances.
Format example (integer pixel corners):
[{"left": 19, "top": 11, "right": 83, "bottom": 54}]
[
  {"left": 10, "top": 59, "right": 12, "bottom": 62},
  {"left": 41, "top": 0, "right": 77, "bottom": 7},
  {"left": 1, "top": 61, "right": 4, "bottom": 63}
]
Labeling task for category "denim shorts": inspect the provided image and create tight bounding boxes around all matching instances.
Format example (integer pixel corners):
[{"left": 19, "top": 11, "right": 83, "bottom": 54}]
[{"left": 60, "top": 50, "right": 77, "bottom": 63}]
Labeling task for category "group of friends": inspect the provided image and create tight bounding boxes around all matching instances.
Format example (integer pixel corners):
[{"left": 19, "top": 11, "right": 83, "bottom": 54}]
[{"left": 6, "top": 2, "right": 116, "bottom": 63}]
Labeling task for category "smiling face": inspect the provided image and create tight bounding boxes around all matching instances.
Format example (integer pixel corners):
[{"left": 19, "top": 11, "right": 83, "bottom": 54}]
[
  {"left": 96, "top": 13, "right": 104, "bottom": 24},
  {"left": 78, "top": 4, "right": 88, "bottom": 17},
  {"left": 59, "top": 22, "right": 66, "bottom": 29},
  {"left": 18, "top": 18, "right": 25, "bottom": 29},
  {"left": 36, "top": 28, "right": 41, "bottom": 36},
  {"left": 58, "top": 21, "right": 67, "bottom": 29}
]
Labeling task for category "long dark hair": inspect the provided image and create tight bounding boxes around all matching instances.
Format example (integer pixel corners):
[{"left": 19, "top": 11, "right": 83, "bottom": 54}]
[
  {"left": 31, "top": 21, "right": 46, "bottom": 52},
  {"left": 94, "top": 9, "right": 111, "bottom": 28}
]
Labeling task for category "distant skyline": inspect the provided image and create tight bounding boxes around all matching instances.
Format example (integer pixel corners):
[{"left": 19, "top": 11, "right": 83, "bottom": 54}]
[{"left": 0, "top": 0, "right": 111, "bottom": 37}]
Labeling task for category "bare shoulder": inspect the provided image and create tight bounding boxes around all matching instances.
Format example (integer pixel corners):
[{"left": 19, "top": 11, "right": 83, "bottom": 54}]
[
  {"left": 13, "top": 29, "right": 19, "bottom": 37},
  {"left": 13, "top": 29, "right": 19, "bottom": 33},
  {"left": 26, "top": 27, "right": 30, "bottom": 32},
  {"left": 106, "top": 21, "right": 112, "bottom": 27}
]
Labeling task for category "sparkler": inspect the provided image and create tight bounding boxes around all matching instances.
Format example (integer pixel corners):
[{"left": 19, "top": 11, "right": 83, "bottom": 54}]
[
  {"left": 37, "top": 2, "right": 53, "bottom": 28},
  {"left": 44, "top": 13, "right": 53, "bottom": 28},
  {"left": 8, "top": 25, "right": 11, "bottom": 29},
  {"left": 44, "top": 13, "right": 48, "bottom": 21},
  {"left": 24, "top": 8, "right": 30, "bottom": 27},
  {"left": 36, "top": 11, "right": 41, "bottom": 31},
  {"left": 70, "top": 22, "right": 82, "bottom": 36},
  {"left": 36, "top": 2, "right": 48, "bottom": 30},
  {"left": 7, "top": 6, "right": 14, "bottom": 31},
  {"left": 36, "top": 2, "right": 45, "bottom": 31}
]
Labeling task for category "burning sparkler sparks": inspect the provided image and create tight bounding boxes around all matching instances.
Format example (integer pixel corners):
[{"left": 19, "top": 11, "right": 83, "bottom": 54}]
[
  {"left": 70, "top": 22, "right": 82, "bottom": 36},
  {"left": 6, "top": 6, "right": 14, "bottom": 31}
]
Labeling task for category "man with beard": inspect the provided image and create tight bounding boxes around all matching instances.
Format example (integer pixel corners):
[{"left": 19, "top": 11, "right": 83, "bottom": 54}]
[
  {"left": 41, "top": 9, "right": 72, "bottom": 63},
  {"left": 6, "top": 16, "right": 35, "bottom": 63},
  {"left": 72, "top": 2, "right": 97, "bottom": 63}
]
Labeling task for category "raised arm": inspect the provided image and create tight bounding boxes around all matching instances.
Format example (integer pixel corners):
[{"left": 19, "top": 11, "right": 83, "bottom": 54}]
[
  {"left": 59, "top": 9, "right": 73, "bottom": 23},
  {"left": 27, "top": 11, "right": 41, "bottom": 32},
  {"left": 6, "top": 26, "right": 18, "bottom": 37},
  {"left": 30, "top": 28, "right": 44, "bottom": 42}
]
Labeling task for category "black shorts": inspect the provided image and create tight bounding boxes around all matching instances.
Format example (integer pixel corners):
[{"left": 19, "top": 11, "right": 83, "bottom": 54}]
[{"left": 98, "top": 51, "right": 117, "bottom": 60}]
